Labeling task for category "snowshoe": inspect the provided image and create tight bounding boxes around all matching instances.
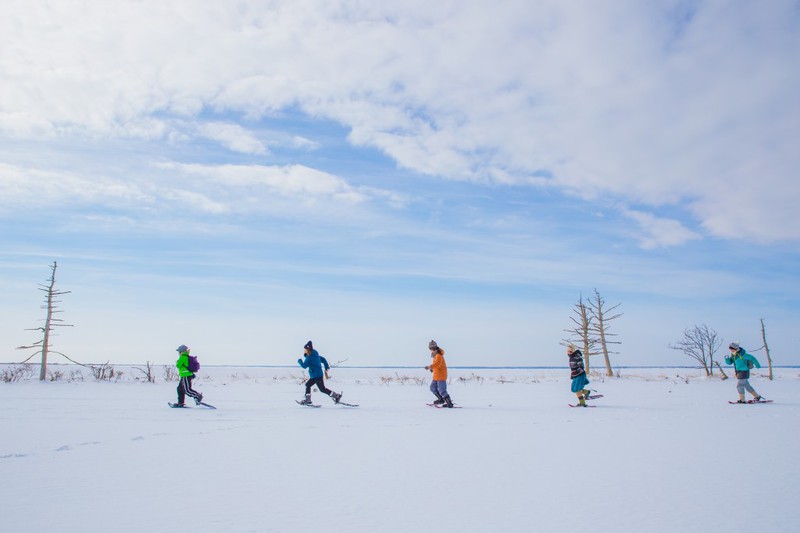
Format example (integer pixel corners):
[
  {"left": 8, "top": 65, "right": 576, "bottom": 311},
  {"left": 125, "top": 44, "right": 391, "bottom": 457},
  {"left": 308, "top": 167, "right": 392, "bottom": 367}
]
[{"left": 747, "top": 397, "right": 773, "bottom": 404}]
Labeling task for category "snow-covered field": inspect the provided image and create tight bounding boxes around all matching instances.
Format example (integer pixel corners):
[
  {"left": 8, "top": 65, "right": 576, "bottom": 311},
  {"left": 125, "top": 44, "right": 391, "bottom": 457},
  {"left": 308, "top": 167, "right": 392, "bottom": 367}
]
[{"left": 2, "top": 366, "right": 798, "bottom": 533}]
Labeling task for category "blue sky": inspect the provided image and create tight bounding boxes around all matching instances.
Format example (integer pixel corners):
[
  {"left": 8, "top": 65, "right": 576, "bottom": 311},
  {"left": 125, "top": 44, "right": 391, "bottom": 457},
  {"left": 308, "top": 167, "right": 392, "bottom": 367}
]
[{"left": 1, "top": 1, "right": 799, "bottom": 367}]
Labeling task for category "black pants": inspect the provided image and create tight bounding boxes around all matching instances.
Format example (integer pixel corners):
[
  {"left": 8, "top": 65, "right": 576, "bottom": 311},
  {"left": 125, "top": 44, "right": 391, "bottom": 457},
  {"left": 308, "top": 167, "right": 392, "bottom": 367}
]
[
  {"left": 305, "top": 377, "right": 332, "bottom": 396},
  {"left": 178, "top": 375, "right": 202, "bottom": 403}
]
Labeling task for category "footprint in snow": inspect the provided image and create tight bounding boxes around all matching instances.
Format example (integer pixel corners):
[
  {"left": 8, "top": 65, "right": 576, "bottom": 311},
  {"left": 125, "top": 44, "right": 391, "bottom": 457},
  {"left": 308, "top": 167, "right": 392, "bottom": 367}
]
[{"left": 1, "top": 453, "right": 30, "bottom": 459}]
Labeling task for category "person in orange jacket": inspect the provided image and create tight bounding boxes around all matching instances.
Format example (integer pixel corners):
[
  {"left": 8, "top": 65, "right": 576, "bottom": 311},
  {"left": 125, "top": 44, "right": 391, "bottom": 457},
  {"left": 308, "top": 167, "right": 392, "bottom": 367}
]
[{"left": 426, "top": 340, "right": 454, "bottom": 407}]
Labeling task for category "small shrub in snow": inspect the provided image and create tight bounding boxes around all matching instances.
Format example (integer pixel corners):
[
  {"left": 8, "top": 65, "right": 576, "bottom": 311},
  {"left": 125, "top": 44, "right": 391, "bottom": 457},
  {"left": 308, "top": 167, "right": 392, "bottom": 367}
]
[
  {"left": 380, "top": 373, "right": 426, "bottom": 385},
  {"left": 133, "top": 361, "right": 156, "bottom": 383},
  {"left": 90, "top": 363, "right": 116, "bottom": 381},
  {"left": 162, "top": 365, "right": 178, "bottom": 382},
  {"left": 1, "top": 364, "right": 33, "bottom": 383}
]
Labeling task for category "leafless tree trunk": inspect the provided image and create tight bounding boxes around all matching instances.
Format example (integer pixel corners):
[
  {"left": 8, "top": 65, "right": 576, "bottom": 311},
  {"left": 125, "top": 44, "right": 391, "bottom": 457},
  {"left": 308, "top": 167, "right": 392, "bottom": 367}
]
[
  {"left": 563, "top": 294, "right": 599, "bottom": 374},
  {"left": 714, "top": 361, "right": 729, "bottom": 380},
  {"left": 588, "top": 289, "right": 622, "bottom": 377},
  {"left": 759, "top": 318, "right": 774, "bottom": 381},
  {"left": 15, "top": 262, "right": 74, "bottom": 381},
  {"left": 669, "top": 324, "right": 721, "bottom": 376}
]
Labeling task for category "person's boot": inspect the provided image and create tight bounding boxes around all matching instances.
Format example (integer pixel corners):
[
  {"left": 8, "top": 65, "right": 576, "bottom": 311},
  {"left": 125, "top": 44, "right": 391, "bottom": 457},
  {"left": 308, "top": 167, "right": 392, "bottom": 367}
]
[
  {"left": 581, "top": 389, "right": 592, "bottom": 400},
  {"left": 331, "top": 391, "right": 342, "bottom": 404},
  {"left": 443, "top": 394, "right": 454, "bottom": 408},
  {"left": 195, "top": 393, "right": 204, "bottom": 405},
  {"left": 300, "top": 394, "right": 313, "bottom": 405},
  {"left": 433, "top": 392, "right": 445, "bottom": 405}
]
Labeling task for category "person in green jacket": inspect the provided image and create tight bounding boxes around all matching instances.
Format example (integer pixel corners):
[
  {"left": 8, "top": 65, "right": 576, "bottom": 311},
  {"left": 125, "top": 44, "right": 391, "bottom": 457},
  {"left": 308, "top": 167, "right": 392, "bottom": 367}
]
[
  {"left": 175, "top": 344, "right": 203, "bottom": 406},
  {"left": 724, "top": 342, "right": 764, "bottom": 403}
]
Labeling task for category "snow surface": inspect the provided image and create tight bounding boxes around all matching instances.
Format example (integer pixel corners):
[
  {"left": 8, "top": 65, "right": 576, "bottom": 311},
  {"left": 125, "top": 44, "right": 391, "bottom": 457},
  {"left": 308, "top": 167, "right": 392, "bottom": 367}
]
[{"left": 2, "top": 366, "right": 798, "bottom": 533}]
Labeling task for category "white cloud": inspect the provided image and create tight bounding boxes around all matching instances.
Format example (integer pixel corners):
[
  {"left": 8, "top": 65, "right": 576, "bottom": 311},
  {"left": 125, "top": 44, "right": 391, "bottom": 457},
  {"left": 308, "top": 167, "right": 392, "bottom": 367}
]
[
  {"left": 160, "top": 162, "right": 371, "bottom": 206},
  {"left": 0, "top": 163, "right": 152, "bottom": 210},
  {"left": 291, "top": 136, "right": 319, "bottom": 150},
  {"left": 622, "top": 208, "right": 701, "bottom": 249},
  {"left": 1, "top": 1, "right": 798, "bottom": 242},
  {"left": 197, "top": 122, "right": 267, "bottom": 155},
  {"left": 0, "top": 160, "right": 401, "bottom": 218}
]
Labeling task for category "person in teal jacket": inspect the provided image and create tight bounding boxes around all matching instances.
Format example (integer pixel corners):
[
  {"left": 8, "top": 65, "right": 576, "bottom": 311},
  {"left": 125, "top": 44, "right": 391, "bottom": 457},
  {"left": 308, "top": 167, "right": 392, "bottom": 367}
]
[
  {"left": 724, "top": 342, "right": 764, "bottom": 403},
  {"left": 297, "top": 340, "right": 342, "bottom": 405},
  {"left": 175, "top": 344, "right": 203, "bottom": 406}
]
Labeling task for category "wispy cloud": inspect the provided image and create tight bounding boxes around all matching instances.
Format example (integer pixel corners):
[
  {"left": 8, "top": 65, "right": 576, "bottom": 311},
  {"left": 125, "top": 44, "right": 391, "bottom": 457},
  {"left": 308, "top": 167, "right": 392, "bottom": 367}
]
[
  {"left": 0, "top": 159, "right": 405, "bottom": 220},
  {"left": 157, "top": 162, "right": 394, "bottom": 209},
  {"left": 0, "top": 163, "right": 152, "bottom": 211},
  {"left": 196, "top": 122, "right": 268, "bottom": 155},
  {"left": 622, "top": 208, "right": 701, "bottom": 249}
]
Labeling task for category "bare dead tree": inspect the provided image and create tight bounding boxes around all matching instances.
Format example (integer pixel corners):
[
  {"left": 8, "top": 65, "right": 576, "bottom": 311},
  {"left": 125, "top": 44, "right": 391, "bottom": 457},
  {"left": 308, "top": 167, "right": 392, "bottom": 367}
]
[
  {"left": 758, "top": 318, "right": 774, "bottom": 381},
  {"left": 669, "top": 324, "right": 722, "bottom": 376},
  {"left": 563, "top": 294, "right": 600, "bottom": 374},
  {"left": 714, "top": 361, "right": 729, "bottom": 380},
  {"left": 15, "top": 262, "right": 75, "bottom": 381},
  {"left": 588, "top": 289, "right": 622, "bottom": 377}
]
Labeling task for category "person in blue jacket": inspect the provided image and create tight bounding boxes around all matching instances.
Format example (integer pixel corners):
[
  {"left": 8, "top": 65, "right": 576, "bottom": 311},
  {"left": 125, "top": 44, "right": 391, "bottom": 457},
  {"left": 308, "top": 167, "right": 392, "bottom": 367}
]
[
  {"left": 724, "top": 342, "right": 764, "bottom": 403},
  {"left": 298, "top": 341, "right": 342, "bottom": 405}
]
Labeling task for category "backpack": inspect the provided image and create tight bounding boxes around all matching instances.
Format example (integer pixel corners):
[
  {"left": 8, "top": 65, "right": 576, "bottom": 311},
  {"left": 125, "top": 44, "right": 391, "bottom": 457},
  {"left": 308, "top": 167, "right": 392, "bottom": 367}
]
[
  {"left": 746, "top": 359, "right": 754, "bottom": 370},
  {"left": 187, "top": 355, "right": 200, "bottom": 373}
]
